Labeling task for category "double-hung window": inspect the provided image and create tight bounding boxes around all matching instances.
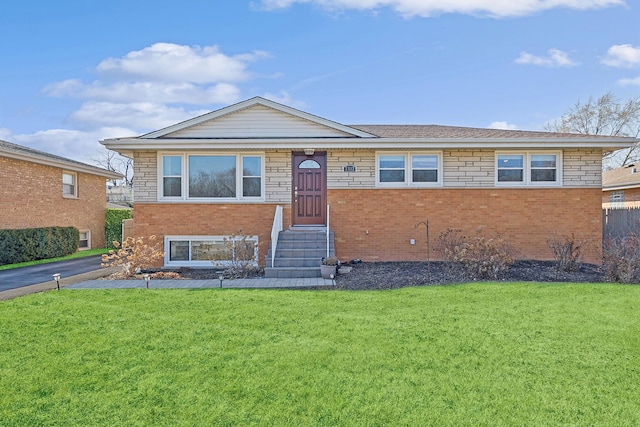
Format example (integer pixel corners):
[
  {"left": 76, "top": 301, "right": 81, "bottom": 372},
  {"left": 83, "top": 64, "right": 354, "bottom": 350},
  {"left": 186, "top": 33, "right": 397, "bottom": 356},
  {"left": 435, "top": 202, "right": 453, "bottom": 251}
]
[
  {"left": 496, "top": 152, "right": 561, "bottom": 186},
  {"left": 159, "top": 153, "right": 264, "bottom": 201},
  {"left": 62, "top": 172, "right": 77, "bottom": 197},
  {"left": 376, "top": 152, "right": 442, "bottom": 187}
]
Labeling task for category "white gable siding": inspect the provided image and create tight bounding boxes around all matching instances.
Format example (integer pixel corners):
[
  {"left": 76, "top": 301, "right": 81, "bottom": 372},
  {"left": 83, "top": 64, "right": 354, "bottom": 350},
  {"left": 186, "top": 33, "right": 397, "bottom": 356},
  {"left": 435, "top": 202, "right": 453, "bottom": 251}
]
[{"left": 164, "top": 105, "right": 354, "bottom": 139}]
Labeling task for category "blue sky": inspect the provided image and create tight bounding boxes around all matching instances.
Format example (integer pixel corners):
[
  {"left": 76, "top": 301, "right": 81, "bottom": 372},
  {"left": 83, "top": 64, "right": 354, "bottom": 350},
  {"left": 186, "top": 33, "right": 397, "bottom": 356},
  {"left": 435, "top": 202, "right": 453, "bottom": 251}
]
[{"left": 0, "top": 0, "right": 638, "bottom": 164}]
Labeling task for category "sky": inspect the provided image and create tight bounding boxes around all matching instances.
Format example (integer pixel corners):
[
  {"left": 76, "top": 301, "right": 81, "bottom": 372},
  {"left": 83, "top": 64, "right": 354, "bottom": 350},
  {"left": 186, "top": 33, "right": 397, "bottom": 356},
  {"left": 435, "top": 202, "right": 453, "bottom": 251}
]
[{"left": 0, "top": 0, "right": 639, "bottom": 166}]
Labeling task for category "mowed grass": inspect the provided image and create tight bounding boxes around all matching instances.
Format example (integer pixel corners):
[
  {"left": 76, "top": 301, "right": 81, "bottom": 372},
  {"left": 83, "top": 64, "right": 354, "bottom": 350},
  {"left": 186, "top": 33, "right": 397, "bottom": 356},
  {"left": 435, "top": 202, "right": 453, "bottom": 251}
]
[{"left": 0, "top": 284, "right": 638, "bottom": 426}]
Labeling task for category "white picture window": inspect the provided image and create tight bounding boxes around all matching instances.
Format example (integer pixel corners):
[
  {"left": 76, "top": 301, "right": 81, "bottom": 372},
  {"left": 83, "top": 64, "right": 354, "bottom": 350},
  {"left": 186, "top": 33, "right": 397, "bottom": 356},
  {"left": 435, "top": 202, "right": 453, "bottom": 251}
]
[
  {"left": 165, "top": 236, "right": 258, "bottom": 267},
  {"left": 62, "top": 172, "right": 77, "bottom": 197},
  {"left": 496, "top": 152, "right": 561, "bottom": 186},
  {"left": 159, "top": 153, "right": 264, "bottom": 201},
  {"left": 376, "top": 152, "right": 442, "bottom": 187}
]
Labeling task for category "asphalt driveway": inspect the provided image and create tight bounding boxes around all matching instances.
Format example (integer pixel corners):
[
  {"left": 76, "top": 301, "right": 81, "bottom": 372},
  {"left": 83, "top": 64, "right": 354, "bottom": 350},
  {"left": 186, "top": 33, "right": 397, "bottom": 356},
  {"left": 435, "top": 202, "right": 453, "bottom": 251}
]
[{"left": 0, "top": 255, "right": 104, "bottom": 292}]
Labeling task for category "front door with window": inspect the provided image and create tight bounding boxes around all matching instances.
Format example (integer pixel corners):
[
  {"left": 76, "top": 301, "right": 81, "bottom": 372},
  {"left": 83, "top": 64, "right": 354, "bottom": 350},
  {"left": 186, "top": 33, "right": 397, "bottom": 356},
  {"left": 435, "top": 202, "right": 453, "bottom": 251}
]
[{"left": 292, "top": 152, "right": 326, "bottom": 225}]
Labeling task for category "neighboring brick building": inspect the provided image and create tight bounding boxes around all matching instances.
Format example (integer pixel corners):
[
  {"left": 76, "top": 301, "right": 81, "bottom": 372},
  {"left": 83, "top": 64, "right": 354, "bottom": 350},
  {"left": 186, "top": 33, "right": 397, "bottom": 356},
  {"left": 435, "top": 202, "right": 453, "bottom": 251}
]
[
  {"left": 0, "top": 140, "right": 122, "bottom": 249},
  {"left": 102, "top": 97, "right": 634, "bottom": 273},
  {"left": 602, "top": 164, "right": 640, "bottom": 208}
]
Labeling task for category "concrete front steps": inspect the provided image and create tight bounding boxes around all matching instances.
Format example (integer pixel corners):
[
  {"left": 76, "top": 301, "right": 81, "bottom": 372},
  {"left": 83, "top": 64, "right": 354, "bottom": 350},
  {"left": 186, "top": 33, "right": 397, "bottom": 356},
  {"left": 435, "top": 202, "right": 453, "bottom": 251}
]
[{"left": 264, "top": 228, "right": 335, "bottom": 278}]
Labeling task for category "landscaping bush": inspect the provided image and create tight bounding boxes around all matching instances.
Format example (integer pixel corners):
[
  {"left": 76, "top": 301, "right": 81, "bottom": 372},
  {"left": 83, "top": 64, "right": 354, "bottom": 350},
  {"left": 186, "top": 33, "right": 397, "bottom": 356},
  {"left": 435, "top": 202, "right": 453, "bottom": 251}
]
[
  {"left": 211, "top": 230, "right": 262, "bottom": 278},
  {"left": 547, "top": 233, "right": 589, "bottom": 272},
  {"left": 0, "top": 226, "right": 78, "bottom": 265},
  {"left": 602, "top": 232, "right": 640, "bottom": 283},
  {"left": 105, "top": 208, "right": 132, "bottom": 249},
  {"left": 436, "top": 227, "right": 514, "bottom": 280},
  {"left": 101, "top": 235, "right": 164, "bottom": 278}
]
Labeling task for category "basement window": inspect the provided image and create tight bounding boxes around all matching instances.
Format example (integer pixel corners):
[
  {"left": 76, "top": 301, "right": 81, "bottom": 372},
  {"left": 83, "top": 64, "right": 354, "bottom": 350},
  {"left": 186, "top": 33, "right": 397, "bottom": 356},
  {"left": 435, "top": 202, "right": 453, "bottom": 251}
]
[{"left": 164, "top": 235, "right": 258, "bottom": 268}]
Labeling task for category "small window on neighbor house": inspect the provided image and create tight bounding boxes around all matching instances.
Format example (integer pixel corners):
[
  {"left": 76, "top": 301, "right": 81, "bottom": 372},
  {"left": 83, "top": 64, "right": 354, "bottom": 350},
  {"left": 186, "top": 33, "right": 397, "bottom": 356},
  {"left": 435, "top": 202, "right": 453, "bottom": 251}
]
[
  {"left": 79, "top": 230, "right": 91, "bottom": 250},
  {"left": 62, "top": 172, "right": 77, "bottom": 197},
  {"left": 610, "top": 191, "right": 624, "bottom": 203}
]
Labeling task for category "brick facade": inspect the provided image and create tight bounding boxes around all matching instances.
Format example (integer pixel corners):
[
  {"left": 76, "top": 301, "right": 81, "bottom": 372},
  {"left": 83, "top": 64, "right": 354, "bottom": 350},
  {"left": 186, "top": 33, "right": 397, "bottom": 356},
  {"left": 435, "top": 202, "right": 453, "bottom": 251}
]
[
  {"left": 0, "top": 156, "right": 109, "bottom": 248},
  {"left": 134, "top": 187, "right": 601, "bottom": 266},
  {"left": 133, "top": 203, "right": 289, "bottom": 266},
  {"left": 329, "top": 187, "right": 602, "bottom": 264}
]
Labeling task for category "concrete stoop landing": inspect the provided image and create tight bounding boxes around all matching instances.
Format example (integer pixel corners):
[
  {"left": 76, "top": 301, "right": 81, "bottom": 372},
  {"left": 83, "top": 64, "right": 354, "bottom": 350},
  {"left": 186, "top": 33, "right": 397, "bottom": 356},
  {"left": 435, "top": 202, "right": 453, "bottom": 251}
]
[{"left": 264, "top": 228, "right": 335, "bottom": 278}]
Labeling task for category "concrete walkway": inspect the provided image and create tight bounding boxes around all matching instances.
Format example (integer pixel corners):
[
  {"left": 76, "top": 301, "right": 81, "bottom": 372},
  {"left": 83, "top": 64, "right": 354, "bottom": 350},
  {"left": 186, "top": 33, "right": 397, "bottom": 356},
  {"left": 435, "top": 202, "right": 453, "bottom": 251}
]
[
  {"left": 66, "top": 277, "right": 336, "bottom": 289},
  {"left": 0, "top": 267, "right": 334, "bottom": 301}
]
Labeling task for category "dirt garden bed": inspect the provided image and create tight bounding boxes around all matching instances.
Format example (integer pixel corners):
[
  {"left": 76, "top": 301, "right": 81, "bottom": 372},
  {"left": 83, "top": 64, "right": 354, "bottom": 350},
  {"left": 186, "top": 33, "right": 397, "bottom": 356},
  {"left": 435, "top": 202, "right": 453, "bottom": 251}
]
[{"left": 160, "top": 260, "right": 605, "bottom": 290}]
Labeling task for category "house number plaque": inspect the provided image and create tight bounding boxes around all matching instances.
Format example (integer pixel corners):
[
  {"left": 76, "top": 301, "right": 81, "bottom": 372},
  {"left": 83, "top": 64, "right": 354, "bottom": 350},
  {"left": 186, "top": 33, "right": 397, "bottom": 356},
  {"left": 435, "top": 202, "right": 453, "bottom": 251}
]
[{"left": 343, "top": 165, "right": 357, "bottom": 172}]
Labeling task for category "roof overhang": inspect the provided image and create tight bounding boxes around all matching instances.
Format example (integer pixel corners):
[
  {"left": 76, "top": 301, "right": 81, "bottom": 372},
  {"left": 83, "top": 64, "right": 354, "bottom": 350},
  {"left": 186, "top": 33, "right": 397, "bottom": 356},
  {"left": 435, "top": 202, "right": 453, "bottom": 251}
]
[
  {"left": 102, "top": 136, "right": 632, "bottom": 157},
  {"left": 1, "top": 148, "right": 123, "bottom": 179}
]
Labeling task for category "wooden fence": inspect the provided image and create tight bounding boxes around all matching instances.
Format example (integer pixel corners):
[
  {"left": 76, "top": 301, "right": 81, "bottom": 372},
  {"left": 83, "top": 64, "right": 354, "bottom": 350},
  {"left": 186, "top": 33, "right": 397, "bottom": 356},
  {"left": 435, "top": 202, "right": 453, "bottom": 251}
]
[{"left": 603, "top": 206, "right": 640, "bottom": 238}]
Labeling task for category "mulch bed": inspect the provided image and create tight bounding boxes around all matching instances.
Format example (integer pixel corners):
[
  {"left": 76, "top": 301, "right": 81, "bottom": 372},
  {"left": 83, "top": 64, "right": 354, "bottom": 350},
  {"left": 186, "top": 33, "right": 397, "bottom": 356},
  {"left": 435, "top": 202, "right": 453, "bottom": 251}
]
[{"left": 169, "top": 260, "right": 605, "bottom": 290}]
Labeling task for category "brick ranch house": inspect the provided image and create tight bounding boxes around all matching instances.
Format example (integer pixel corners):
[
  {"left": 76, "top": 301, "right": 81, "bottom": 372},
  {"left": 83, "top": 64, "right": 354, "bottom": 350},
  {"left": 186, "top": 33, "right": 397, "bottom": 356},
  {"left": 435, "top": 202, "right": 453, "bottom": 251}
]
[
  {"left": 102, "top": 97, "right": 634, "bottom": 276},
  {"left": 602, "top": 164, "right": 640, "bottom": 208},
  {"left": 0, "top": 139, "right": 122, "bottom": 250}
]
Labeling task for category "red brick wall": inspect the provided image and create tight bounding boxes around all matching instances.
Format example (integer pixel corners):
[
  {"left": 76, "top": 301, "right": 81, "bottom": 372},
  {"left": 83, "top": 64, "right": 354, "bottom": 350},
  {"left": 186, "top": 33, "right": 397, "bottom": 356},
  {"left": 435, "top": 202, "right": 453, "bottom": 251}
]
[
  {"left": 135, "top": 187, "right": 602, "bottom": 266},
  {"left": 0, "top": 157, "right": 108, "bottom": 248},
  {"left": 328, "top": 188, "right": 602, "bottom": 264},
  {"left": 603, "top": 187, "right": 640, "bottom": 204},
  {"left": 133, "top": 203, "right": 283, "bottom": 265}
]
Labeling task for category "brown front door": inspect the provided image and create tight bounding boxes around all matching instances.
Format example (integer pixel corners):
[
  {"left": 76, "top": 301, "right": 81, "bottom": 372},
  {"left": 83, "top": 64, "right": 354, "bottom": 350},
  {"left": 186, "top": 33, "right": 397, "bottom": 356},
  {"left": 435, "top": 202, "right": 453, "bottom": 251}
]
[{"left": 292, "top": 152, "right": 326, "bottom": 225}]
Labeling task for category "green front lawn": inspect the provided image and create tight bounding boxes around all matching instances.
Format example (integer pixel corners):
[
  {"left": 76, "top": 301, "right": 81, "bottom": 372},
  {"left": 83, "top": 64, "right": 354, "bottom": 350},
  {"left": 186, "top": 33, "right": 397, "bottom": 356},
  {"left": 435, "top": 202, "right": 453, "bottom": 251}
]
[{"left": 0, "top": 284, "right": 638, "bottom": 426}]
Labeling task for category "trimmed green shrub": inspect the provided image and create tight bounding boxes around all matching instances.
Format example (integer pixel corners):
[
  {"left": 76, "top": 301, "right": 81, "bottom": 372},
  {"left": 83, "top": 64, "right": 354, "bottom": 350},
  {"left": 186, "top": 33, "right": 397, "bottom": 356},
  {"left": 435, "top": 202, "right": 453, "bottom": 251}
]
[
  {"left": 0, "top": 227, "right": 79, "bottom": 265},
  {"left": 105, "top": 208, "right": 133, "bottom": 249}
]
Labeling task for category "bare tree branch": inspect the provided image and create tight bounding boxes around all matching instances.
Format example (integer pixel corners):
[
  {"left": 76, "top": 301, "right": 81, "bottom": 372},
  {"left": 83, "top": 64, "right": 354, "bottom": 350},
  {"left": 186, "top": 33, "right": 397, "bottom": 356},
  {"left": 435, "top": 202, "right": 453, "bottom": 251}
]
[{"left": 544, "top": 92, "right": 640, "bottom": 169}]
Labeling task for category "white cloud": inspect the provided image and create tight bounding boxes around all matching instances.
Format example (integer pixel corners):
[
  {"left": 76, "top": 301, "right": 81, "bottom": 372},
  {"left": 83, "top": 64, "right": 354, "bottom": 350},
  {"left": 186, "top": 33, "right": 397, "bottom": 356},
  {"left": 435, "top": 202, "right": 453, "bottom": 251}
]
[
  {"left": 258, "top": 0, "right": 624, "bottom": 18},
  {"left": 488, "top": 121, "right": 518, "bottom": 130},
  {"left": 21, "top": 42, "right": 277, "bottom": 163},
  {"left": 97, "top": 43, "right": 269, "bottom": 83},
  {"left": 618, "top": 76, "right": 640, "bottom": 86},
  {"left": 69, "top": 102, "right": 210, "bottom": 130},
  {"left": 45, "top": 80, "right": 240, "bottom": 105},
  {"left": 602, "top": 44, "right": 640, "bottom": 68},
  {"left": 0, "top": 126, "right": 137, "bottom": 165},
  {"left": 514, "top": 49, "right": 576, "bottom": 67},
  {"left": 262, "top": 91, "right": 307, "bottom": 109}
]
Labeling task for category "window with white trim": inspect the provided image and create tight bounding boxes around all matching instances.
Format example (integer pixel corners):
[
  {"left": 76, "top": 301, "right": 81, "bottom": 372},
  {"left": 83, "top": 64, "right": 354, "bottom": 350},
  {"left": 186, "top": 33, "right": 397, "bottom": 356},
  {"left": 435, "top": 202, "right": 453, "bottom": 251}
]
[
  {"left": 496, "top": 152, "right": 561, "bottom": 186},
  {"left": 159, "top": 153, "right": 264, "bottom": 201},
  {"left": 376, "top": 152, "right": 442, "bottom": 187},
  {"left": 164, "top": 236, "right": 258, "bottom": 267},
  {"left": 79, "top": 230, "right": 91, "bottom": 250},
  {"left": 610, "top": 191, "right": 624, "bottom": 204},
  {"left": 62, "top": 171, "right": 77, "bottom": 197}
]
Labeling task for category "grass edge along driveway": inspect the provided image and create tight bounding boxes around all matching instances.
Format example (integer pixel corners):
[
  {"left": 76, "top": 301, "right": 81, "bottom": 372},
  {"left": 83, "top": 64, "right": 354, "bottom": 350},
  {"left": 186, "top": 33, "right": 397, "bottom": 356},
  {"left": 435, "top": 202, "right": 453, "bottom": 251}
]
[{"left": 0, "top": 283, "right": 638, "bottom": 426}]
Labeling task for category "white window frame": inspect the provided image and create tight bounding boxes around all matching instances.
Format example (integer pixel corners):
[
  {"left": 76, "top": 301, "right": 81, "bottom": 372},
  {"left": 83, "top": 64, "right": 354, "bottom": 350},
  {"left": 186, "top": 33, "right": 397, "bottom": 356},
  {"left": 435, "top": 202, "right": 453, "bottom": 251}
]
[
  {"left": 164, "top": 235, "right": 259, "bottom": 268},
  {"left": 157, "top": 152, "right": 265, "bottom": 202},
  {"left": 62, "top": 171, "right": 78, "bottom": 198},
  {"left": 495, "top": 151, "right": 562, "bottom": 187},
  {"left": 375, "top": 152, "right": 443, "bottom": 187},
  {"left": 79, "top": 230, "right": 91, "bottom": 250}
]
